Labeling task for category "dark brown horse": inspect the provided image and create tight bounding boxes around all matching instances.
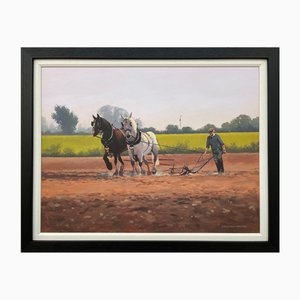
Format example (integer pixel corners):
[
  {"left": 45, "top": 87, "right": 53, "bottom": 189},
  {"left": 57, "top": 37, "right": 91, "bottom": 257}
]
[{"left": 91, "top": 114, "right": 127, "bottom": 175}]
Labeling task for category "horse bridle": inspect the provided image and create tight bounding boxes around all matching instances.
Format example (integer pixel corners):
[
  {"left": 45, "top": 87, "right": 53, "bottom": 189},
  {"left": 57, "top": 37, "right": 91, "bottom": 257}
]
[
  {"left": 124, "top": 128, "right": 132, "bottom": 136},
  {"left": 92, "top": 117, "right": 104, "bottom": 137},
  {"left": 121, "top": 120, "right": 135, "bottom": 141},
  {"left": 92, "top": 118, "right": 114, "bottom": 145}
]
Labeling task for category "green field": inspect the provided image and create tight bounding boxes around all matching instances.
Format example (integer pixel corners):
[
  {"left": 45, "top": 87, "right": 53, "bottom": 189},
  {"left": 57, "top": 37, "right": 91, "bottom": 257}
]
[{"left": 42, "top": 132, "right": 259, "bottom": 157}]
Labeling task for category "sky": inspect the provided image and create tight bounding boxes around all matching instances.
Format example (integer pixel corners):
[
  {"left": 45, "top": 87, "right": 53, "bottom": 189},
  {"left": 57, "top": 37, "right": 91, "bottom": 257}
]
[{"left": 42, "top": 66, "right": 259, "bottom": 130}]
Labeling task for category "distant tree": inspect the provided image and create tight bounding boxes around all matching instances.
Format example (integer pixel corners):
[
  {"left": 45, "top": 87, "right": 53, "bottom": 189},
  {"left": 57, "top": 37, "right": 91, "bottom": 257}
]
[
  {"left": 77, "top": 123, "right": 92, "bottom": 134},
  {"left": 220, "top": 115, "right": 259, "bottom": 132},
  {"left": 48, "top": 122, "right": 59, "bottom": 133},
  {"left": 166, "top": 124, "right": 179, "bottom": 133},
  {"left": 195, "top": 115, "right": 259, "bottom": 133},
  {"left": 221, "top": 122, "right": 231, "bottom": 132},
  {"left": 229, "top": 114, "right": 252, "bottom": 132},
  {"left": 181, "top": 126, "right": 194, "bottom": 133},
  {"left": 135, "top": 117, "right": 143, "bottom": 128},
  {"left": 98, "top": 105, "right": 143, "bottom": 128},
  {"left": 98, "top": 105, "right": 129, "bottom": 128},
  {"left": 199, "top": 123, "right": 216, "bottom": 133},
  {"left": 250, "top": 116, "right": 259, "bottom": 131},
  {"left": 51, "top": 105, "right": 78, "bottom": 134},
  {"left": 42, "top": 116, "right": 48, "bottom": 133},
  {"left": 141, "top": 126, "right": 157, "bottom": 133}
]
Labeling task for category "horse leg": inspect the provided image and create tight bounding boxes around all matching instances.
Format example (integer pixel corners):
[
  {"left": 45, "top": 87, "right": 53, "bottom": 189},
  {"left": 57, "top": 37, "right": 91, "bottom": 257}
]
[
  {"left": 137, "top": 153, "right": 145, "bottom": 175},
  {"left": 151, "top": 147, "right": 159, "bottom": 174},
  {"left": 112, "top": 154, "right": 119, "bottom": 176},
  {"left": 143, "top": 156, "right": 151, "bottom": 175},
  {"left": 130, "top": 160, "right": 136, "bottom": 175},
  {"left": 103, "top": 152, "right": 112, "bottom": 170},
  {"left": 118, "top": 153, "right": 124, "bottom": 176},
  {"left": 138, "top": 160, "right": 145, "bottom": 175},
  {"left": 128, "top": 145, "right": 136, "bottom": 175}
]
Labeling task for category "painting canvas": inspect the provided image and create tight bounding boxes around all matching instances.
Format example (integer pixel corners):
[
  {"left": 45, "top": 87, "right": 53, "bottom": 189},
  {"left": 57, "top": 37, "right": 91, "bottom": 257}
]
[{"left": 34, "top": 58, "right": 268, "bottom": 241}]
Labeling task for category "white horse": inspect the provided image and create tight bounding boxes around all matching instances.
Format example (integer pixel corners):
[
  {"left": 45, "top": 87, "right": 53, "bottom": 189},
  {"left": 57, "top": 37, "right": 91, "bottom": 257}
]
[{"left": 121, "top": 113, "right": 159, "bottom": 175}]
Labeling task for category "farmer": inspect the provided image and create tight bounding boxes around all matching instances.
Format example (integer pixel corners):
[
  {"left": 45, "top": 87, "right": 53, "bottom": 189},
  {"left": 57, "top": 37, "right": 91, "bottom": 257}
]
[{"left": 204, "top": 128, "right": 226, "bottom": 173}]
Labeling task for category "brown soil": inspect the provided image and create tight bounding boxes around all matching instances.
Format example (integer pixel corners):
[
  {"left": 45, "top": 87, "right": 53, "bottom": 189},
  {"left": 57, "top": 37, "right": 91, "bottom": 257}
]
[{"left": 41, "top": 153, "right": 259, "bottom": 233}]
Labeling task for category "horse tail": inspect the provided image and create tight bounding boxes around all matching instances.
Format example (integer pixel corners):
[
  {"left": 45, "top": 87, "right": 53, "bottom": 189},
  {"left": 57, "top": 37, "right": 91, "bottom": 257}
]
[
  {"left": 152, "top": 153, "right": 159, "bottom": 166},
  {"left": 146, "top": 131, "right": 160, "bottom": 166}
]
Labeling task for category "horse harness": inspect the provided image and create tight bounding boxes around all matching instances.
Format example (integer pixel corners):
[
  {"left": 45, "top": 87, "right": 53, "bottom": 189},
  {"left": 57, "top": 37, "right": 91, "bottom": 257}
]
[
  {"left": 100, "top": 127, "right": 114, "bottom": 155},
  {"left": 126, "top": 130, "right": 153, "bottom": 161},
  {"left": 126, "top": 130, "right": 142, "bottom": 147}
]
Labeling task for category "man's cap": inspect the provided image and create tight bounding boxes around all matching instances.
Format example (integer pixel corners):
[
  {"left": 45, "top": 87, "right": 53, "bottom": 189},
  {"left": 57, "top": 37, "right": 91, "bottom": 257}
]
[{"left": 208, "top": 127, "right": 215, "bottom": 133}]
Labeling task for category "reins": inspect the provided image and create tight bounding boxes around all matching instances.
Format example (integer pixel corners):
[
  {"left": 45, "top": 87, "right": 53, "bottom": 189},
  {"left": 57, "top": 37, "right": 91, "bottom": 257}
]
[
  {"left": 93, "top": 119, "right": 213, "bottom": 175},
  {"left": 126, "top": 133, "right": 213, "bottom": 175}
]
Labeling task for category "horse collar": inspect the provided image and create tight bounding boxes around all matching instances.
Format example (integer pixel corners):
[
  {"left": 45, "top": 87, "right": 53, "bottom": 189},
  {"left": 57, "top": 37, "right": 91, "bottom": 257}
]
[
  {"left": 101, "top": 126, "right": 114, "bottom": 147},
  {"left": 127, "top": 130, "right": 141, "bottom": 146}
]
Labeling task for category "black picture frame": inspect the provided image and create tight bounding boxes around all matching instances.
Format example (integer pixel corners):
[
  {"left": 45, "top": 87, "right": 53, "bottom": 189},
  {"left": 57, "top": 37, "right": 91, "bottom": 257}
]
[{"left": 21, "top": 47, "right": 279, "bottom": 252}]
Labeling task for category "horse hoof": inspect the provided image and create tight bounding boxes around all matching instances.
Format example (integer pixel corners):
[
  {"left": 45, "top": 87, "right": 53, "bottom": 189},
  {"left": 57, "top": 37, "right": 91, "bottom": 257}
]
[
  {"left": 107, "top": 164, "right": 113, "bottom": 170},
  {"left": 119, "top": 166, "right": 124, "bottom": 176},
  {"left": 113, "top": 171, "right": 119, "bottom": 176},
  {"left": 152, "top": 169, "right": 157, "bottom": 174}
]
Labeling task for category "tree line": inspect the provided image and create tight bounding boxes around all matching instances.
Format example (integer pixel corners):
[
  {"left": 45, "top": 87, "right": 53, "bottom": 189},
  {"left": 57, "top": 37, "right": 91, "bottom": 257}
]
[
  {"left": 43, "top": 105, "right": 259, "bottom": 134},
  {"left": 160, "top": 114, "right": 259, "bottom": 134}
]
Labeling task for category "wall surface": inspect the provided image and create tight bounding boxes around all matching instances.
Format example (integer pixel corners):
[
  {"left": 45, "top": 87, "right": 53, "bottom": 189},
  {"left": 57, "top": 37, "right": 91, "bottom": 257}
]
[{"left": 0, "top": 1, "right": 294, "bottom": 299}]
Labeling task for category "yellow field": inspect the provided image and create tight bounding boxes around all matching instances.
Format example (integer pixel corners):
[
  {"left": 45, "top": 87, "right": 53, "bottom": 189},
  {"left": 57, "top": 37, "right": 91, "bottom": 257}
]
[
  {"left": 157, "top": 132, "right": 258, "bottom": 150},
  {"left": 42, "top": 135, "right": 101, "bottom": 155},
  {"left": 42, "top": 132, "right": 259, "bottom": 156}
]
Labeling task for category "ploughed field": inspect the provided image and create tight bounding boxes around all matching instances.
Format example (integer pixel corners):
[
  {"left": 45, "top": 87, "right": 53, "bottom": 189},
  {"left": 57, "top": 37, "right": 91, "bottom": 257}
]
[{"left": 41, "top": 153, "right": 259, "bottom": 233}]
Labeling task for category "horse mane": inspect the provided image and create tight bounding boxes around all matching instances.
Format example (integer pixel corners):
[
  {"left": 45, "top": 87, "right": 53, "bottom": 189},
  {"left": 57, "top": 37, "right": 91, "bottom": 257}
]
[
  {"left": 123, "top": 116, "right": 138, "bottom": 130},
  {"left": 100, "top": 117, "right": 112, "bottom": 128}
]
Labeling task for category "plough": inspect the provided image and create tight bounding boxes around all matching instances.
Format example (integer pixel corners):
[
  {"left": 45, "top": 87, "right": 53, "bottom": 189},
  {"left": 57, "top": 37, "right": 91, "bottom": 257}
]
[{"left": 168, "top": 153, "right": 214, "bottom": 175}]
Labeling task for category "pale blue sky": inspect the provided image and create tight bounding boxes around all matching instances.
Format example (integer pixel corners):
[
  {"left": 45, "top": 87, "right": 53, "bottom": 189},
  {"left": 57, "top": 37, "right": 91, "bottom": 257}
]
[{"left": 42, "top": 66, "right": 259, "bottom": 130}]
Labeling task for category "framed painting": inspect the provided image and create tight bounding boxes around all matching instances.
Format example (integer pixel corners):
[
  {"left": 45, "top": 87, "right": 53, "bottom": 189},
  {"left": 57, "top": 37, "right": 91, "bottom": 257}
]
[{"left": 21, "top": 48, "right": 279, "bottom": 252}]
